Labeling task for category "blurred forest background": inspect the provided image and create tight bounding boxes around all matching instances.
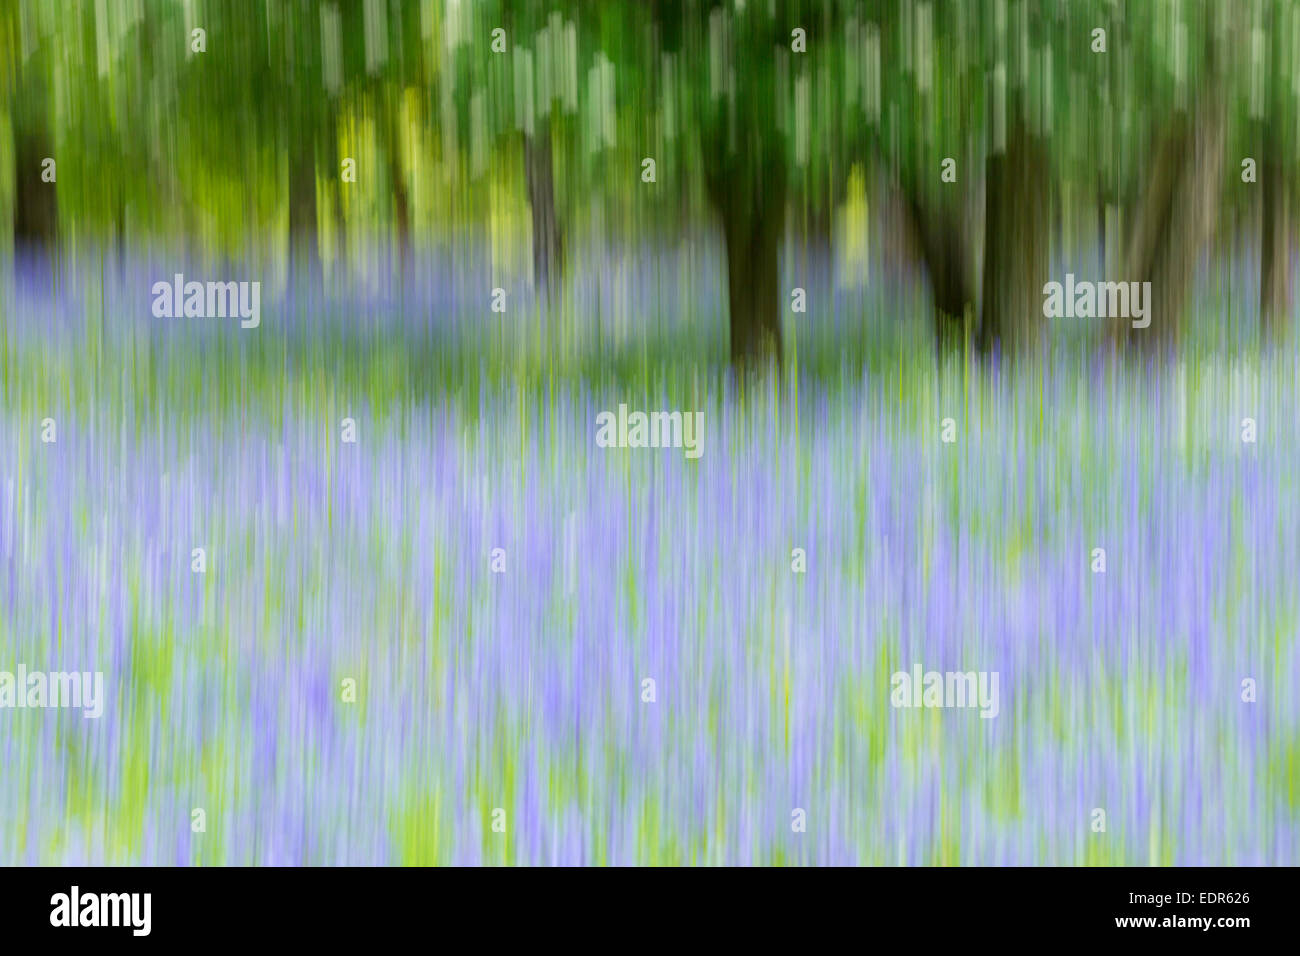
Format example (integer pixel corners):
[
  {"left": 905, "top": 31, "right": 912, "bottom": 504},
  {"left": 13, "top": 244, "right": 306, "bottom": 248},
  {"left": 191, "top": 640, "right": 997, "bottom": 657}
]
[
  {"left": 1, "top": 0, "right": 1296, "bottom": 366},
  {"left": 4, "top": 1, "right": 1299, "bottom": 868}
]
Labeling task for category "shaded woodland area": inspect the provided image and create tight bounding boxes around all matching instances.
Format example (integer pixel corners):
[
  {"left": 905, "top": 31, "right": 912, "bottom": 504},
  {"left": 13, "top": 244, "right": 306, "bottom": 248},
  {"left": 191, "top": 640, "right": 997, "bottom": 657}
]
[{"left": 3, "top": 1, "right": 1294, "bottom": 364}]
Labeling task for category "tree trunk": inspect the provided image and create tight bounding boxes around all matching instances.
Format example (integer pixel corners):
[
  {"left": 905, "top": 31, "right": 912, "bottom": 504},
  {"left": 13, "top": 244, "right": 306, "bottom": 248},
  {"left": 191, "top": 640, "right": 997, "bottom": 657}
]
[
  {"left": 114, "top": 190, "right": 126, "bottom": 279},
  {"left": 1122, "top": 95, "right": 1225, "bottom": 350},
  {"left": 901, "top": 185, "right": 976, "bottom": 353},
  {"left": 332, "top": 175, "right": 348, "bottom": 280},
  {"left": 718, "top": 199, "right": 783, "bottom": 365},
  {"left": 703, "top": 104, "right": 787, "bottom": 368},
  {"left": 387, "top": 144, "right": 411, "bottom": 272},
  {"left": 288, "top": 134, "right": 320, "bottom": 280},
  {"left": 1097, "top": 180, "right": 1108, "bottom": 272},
  {"left": 978, "top": 121, "right": 1051, "bottom": 357},
  {"left": 381, "top": 94, "right": 411, "bottom": 273},
  {"left": 1261, "top": 6, "right": 1292, "bottom": 341},
  {"left": 524, "top": 118, "right": 563, "bottom": 304},
  {"left": 12, "top": 109, "right": 58, "bottom": 260},
  {"left": 1260, "top": 136, "right": 1291, "bottom": 338},
  {"left": 796, "top": 203, "right": 834, "bottom": 267},
  {"left": 321, "top": 106, "right": 347, "bottom": 281}
]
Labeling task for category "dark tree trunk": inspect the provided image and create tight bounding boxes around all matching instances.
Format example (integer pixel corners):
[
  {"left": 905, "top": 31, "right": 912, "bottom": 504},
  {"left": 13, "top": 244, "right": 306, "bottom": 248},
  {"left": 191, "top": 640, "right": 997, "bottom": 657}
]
[
  {"left": 381, "top": 94, "right": 411, "bottom": 273},
  {"left": 332, "top": 175, "right": 348, "bottom": 279},
  {"left": 872, "top": 145, "right": 976, "bottom": 355},
  {"left": 13, "top": 110, "right": 58, "bottom": 260},
  {"left": 1097, "top": 180, "right": 1108, "bottom": 271},
  {"left": 387, "top": 144, "right": 411, "bottom": 272},
  {"left": 322, "top": 106, "right": 348, "bottom": 281},
  {"left": 791, "top": 202, "right": 834, "bottom": 317},
  {"left": 524, "top": 118, "right": 563, "bottom": 304},
  {"left": 288, "top": 134, "right": 320, "bottom": 280},
  {"left": 805, "top": 204, "right": 834, "bottom": 248},
  {"left": 114, "top": 190, "right": 126, "bottom": 279},
  {"left": 1122, "top": 95, "right": 1225, "bottom": 350},
  {"left": 978, "top": 121, "right": 1051, "bottom": 357},
  {"left": 703, "top": 103, "right": 787, "bottom": 368},
  {"left": 1260, "top": 8, "right": 1292, "bottom": 341},
  {"left": 796, "top": 203, "right": 834, "bottom": 264},
  {"left": 1260, "top": 135, "right": 1291, "bottom": 338},
  {"left": 901, "top": 185, "right": 976, "bottom": 353},
  {"left": 718, "top": 198, "right": 783, "bottom": 365}
]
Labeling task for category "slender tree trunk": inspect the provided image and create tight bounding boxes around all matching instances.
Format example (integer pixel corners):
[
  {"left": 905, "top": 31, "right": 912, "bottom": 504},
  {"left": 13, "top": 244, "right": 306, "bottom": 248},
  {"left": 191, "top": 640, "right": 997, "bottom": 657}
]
[
  {"left": 1097, "top": 180, "right": 1108, "bottom": 271},
  {"left": 703, "top": 93, "right": 787, "bottom": 368},
  {"left": 1261, "top": 7, "right": 1292, "bottom": 341},
  {"left": 707, "top": 174, "right": 786, "bottom": 366},
  {"left": 288, "top": 133, "right": 320, "bottom": 280},
  {"left": 797, "top": 203, "right": 834, "bottom": 267},
  {"left": 978, "top": 121, "right": 1051, "bottom": 357},
  {"left": 388, "top": 150, "right": 411, "bottom": 270},
  {"left": 114, "top": 190, "right": 126, "bottom": 279},
  {"left": 717, "top": 198, "right": 783, "bottom": 365},
  {"left": 382, "top": 93, "right": 411, "bottom": 273},
  {"left": 332, "top": 175, "right": 348, "bottom": 279},
  {"left": 901, "top": 184, "right": 976, "bottom": 353},
  {"left": 1260, "top": 134, "right": 1291, "bottom": 338},
  {"left": 524, "top": 118, "right": 563, "bottom": 304},
  {"left": 873, "top": 143, "right": 976, "bottom": 355},
  {"left": 805, "top": 204, "right": 834, "bottom": 249},
  {"left": 321, "top": 106, "right": 347, "bottom": 281},
  {"left": 792, "top": 201, "right": 834, "bottom": 327},
  {"left": 1122, "top": 94, "right": 1225, "bottom": 350},
  {"left": 12, "top": 107, "right": 58, "bottom": 260}
]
